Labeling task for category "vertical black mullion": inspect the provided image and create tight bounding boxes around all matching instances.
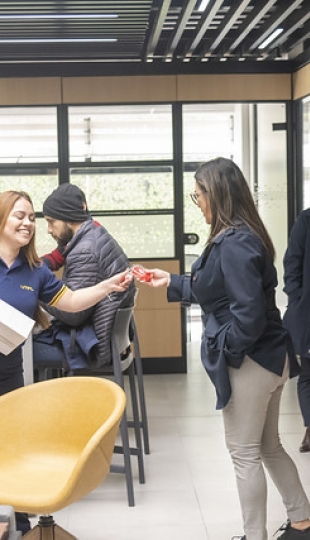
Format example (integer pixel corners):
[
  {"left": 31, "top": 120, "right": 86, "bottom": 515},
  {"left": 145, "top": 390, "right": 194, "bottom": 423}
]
[
  {"left": 172, "top": 102, "right": 184, "bottom": 267},
  {"left": 295, "top": 100, "right": 304, "bottom": 218},
  {"left": 253, "top": 104, "right": 258, "bottom": 197},
  {"left": 172, "top": 101, "right": 186, "bottom": 373},
  {"left": 286, "top": 100, "right": 297, "bottom": 233},
  {"left": 57, "top": 104, "right": 69, "bottom": 184}
]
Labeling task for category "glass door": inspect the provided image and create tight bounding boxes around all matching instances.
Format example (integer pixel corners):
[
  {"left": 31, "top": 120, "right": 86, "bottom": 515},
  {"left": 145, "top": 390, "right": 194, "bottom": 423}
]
[
  {"left": 182, "top": 102, "right": 288, "bottom": 362},
  {"left": 253, "top": 103, "right": 288, "bottom": 313},
  {"left": 182, "top": 103, "right": 241, "bottom": 363}
]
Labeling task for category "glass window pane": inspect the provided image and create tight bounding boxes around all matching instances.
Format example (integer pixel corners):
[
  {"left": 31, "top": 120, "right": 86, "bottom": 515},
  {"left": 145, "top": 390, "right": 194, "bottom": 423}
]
[
  {"left": 302, "top": 97, "right": 310, "bottom": 208},
  {"left": 95, "top": 215, "right": 175, "bottom": 259},
  {"left": 183, "top": 104, "right": 237, "bottom": 269},
  {"left": 68, "top": 104, "right": 173, "bottom": 161},
  {"left": 182, "top": 102, "right": 288, "bottom": 316},
  {"left": 183, "top": 103, "right": 236, "bottom": 162},
  {"left": 70, "top": 166, "right": 174, "bottom": 211},
  {"left": 0, "top": 169, "right": 59, "bottom": 212},
  {"left": 37, "top": 213, "right": 175, "bottom": 262},
  {"left": 183, "top": 168, "right": 210, "bottom": 268},
  {"left": 255, "top": 103, "right": 287, "bottom": 312},
  {"left": 0, "top": 107, "right": 58, "bottom": 164}
]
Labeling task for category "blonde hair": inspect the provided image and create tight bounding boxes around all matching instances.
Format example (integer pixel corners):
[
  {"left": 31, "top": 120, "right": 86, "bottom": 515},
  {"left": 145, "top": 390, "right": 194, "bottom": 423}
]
[
  {"left": 0, "top": 191, "right": 50, "bottom": 329},
  {"left": 0, "top": 190, "right": 41, "bottom": 267}
]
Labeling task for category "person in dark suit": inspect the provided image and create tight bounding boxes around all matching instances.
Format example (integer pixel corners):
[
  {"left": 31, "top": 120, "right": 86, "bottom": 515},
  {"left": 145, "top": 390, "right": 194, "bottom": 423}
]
[
  {"left": 133, "top": 157, "right": 310, "bottom": 540},
  {"left": 283, "top": 208, "right": 310, "bottom": 453}
]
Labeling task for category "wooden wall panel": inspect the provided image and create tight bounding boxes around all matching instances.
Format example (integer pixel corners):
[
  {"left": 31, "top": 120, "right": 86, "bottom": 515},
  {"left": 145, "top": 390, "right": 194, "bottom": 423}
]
[
  {"left": 134, "top": 309, "right": 182, "bottom": 357},
  {"left": 62, "top": 75, "right": 177, "bottom": 103},
  {"left": 293, "top": 64, "right": 310, "bottom": 100},
  {"left": 133, "top": 260, "right": 180, "bottom": 310},
  {"left": 176, "top": 73, "right": 292, "bottom": 101},
  {"left": 135, "top": 278, "right": 178, "bottom": 311},
  {"left": 133, "top": 260, "right": 182, "bottom": 358},
  {"left": 0, "top": 73, "right": 296, "bottom": 106},
  {"left": 0, "top": 77, "right": 62, "bottom": 105}
]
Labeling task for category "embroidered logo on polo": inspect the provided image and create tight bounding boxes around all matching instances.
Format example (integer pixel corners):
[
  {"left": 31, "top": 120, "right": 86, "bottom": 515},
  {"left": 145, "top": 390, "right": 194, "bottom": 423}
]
[{"left": 20, "top": 285, "right": 34, "bottom": 291}]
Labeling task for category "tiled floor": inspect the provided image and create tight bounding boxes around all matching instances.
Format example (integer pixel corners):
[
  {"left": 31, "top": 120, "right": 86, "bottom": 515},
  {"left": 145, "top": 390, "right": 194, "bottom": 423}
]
[{"left": 32, "top": 321, "right": 310, "bottom": 540}]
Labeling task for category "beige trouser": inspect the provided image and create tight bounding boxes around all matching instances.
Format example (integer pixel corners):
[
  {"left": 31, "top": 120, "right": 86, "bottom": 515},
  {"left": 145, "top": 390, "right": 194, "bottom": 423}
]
[{"left": 223, "top": 356, "right": 310, "bottom": 540}]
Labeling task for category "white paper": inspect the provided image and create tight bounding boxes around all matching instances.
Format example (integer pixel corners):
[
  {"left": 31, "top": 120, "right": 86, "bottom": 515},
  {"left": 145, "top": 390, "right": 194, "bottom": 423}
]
[{"left": 0, "top": 300, "right": 35, "bottom": 355}]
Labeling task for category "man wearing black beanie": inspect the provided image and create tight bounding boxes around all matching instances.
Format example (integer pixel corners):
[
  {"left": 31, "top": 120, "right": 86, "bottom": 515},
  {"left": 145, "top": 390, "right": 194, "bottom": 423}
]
[
  {"left": 41, "top": 183, "right": 93, "bottom": 271},
  {"left": 34, "top": 183, "right": 136, "bottom": 371},
  {"left": 42, "top": 183, "right": 91, "bottom": 223}
]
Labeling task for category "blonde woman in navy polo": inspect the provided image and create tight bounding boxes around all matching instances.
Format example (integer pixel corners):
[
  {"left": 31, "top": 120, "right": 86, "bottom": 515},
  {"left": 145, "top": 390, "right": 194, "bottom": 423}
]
[
  {"left": 0, "top": 190, "right": 132, "bottom": 396},
  {"left": 0, "top": 189, "right": 133, "bottom": 536}
]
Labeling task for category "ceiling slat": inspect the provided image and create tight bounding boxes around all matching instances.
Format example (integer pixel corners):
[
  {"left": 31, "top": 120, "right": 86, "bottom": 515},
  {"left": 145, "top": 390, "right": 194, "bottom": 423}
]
[{"left": 0, "top": 0, "right": 308, "bottom": 69}]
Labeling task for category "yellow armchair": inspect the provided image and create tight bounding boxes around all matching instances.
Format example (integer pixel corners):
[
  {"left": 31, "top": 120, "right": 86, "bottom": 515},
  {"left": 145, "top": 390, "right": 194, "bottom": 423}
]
[{"left": 0, "top": 376, "right": 126, "bottom": 540}]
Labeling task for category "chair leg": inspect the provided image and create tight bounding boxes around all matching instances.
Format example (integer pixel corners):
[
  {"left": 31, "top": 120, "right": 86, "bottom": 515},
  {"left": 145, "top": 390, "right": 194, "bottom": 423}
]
[
  {"left": 24, "top": 516, "right": 76, "bottom": 540},
  {"left": 131, "top": 321, "right": 150, "bottom": 454},
  {"left": 134, "top": 348, "right": 150, "bottom": 454},
  {"left": 128, "top": 364, "right": 145, "bottom": 484},
  {"left": 111, "top": 345, "right": 145, "bottom": 501},
  {"left": 111, "top": 411, "right": 135, "bottom": 507},
  {"left": 110, "top": 357, "right": 136, "bottom": 506}
]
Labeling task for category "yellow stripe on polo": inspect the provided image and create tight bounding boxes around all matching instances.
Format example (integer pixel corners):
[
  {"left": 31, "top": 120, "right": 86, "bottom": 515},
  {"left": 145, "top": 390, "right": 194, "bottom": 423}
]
[{"left": 49, "top": 284, "right": 68, "bottom": 306}]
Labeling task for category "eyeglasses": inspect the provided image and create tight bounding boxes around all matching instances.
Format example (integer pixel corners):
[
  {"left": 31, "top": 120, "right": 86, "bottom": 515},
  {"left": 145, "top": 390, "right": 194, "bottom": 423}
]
[{"left": 190, "top": 192, "right": 200, "bottom": 205}]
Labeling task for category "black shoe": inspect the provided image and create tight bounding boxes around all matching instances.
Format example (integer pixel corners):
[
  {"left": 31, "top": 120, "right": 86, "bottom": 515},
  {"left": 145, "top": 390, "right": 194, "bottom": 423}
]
[
  {"left": 277, "top": 522, "right": 310, "bottom": 540},
  {"left": 15, "top": 512, "right": 31, "bottom": 536},
  {"left": 231, "top": 536, "right": 246, "bottom": 540},
  {"left": 300, "top": 428, "right": 310, "bottom": 453}
]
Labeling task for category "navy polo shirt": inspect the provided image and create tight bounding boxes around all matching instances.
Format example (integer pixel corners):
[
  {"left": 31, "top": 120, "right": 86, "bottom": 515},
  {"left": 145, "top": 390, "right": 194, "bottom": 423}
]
[{"left": 0, "top": 254, "right": 66, "bottom": 320}]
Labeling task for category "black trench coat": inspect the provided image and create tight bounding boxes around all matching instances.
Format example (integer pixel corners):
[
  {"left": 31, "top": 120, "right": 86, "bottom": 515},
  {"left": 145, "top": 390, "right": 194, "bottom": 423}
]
[
  {"left": 283, "top": 208, "right": 310, "bottom": 359},
  {"left": 168, "top": 225, "right": 299, "bottom": 410}
]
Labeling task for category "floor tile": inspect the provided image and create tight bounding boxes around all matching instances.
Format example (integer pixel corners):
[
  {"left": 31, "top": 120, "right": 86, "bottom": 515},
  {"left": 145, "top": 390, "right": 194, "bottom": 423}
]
[{"left": 29, "top": 333, "right": 310, "bottom": 540}]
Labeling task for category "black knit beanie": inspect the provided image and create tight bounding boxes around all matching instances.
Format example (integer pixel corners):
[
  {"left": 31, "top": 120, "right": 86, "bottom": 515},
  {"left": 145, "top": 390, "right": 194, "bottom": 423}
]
[{"left": 43, "top": 183, "right": 90, "bottom": 222}]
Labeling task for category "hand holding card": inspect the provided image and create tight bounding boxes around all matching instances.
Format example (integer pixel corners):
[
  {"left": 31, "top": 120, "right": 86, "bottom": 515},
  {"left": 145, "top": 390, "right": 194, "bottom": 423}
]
[{"left": 131, "top": 265, "right": 154, "bottom": 283}]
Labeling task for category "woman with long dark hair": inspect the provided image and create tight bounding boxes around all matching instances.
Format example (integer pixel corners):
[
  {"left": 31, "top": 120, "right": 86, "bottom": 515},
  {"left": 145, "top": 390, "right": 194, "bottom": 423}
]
[{"left": 135, "top": 157, "right": 310, "bottom": 540}]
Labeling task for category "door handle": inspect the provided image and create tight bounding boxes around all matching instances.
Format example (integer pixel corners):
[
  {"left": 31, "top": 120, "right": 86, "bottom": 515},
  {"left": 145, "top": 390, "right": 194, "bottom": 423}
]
[{"left": 183, "top": 233, "right": 199, "bottom": 245}]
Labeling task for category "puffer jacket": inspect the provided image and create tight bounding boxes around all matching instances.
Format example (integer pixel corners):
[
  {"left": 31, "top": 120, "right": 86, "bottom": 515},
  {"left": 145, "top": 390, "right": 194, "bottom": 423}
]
[{"left": 44, "top": 219, "right": 136, "bottom": 366}]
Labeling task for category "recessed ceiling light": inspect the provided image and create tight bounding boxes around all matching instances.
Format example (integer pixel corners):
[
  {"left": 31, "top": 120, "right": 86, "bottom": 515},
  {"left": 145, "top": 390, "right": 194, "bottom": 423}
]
[
  {"left": 0, "top": 38, "right": 117, "bottom": 43},
  {"left": 197, "top": 0, "right": 210, "bottom": 12},
  {"left": 258, "top": 28, "right": 283, "bottom": 49},
  {"left": 0, "top": 14, "right": 118, "bottom": 19}
]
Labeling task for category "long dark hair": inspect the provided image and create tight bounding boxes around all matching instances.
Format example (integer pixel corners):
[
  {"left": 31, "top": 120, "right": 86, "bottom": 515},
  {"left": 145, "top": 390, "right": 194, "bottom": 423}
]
[{"left": 195, "top": 157, "right": 275, "bottom": 260}]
